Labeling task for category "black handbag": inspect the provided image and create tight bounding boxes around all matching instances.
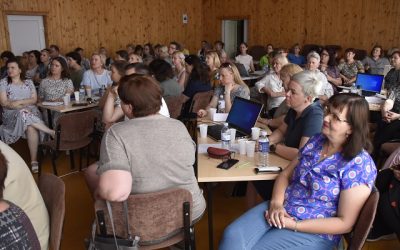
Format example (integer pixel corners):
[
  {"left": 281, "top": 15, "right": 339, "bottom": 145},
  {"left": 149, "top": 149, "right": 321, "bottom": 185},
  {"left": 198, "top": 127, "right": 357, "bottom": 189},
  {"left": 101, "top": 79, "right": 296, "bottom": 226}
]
[{"left": 87, "top": 200, "right": 140, "bottom": 250}]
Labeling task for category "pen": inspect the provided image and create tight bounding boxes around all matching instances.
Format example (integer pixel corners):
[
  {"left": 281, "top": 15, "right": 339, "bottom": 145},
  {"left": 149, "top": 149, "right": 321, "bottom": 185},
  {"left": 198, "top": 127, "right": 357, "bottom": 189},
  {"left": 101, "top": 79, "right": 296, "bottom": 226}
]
[{"left": 236, "top": 162, "right": 251, "bottom": 168}]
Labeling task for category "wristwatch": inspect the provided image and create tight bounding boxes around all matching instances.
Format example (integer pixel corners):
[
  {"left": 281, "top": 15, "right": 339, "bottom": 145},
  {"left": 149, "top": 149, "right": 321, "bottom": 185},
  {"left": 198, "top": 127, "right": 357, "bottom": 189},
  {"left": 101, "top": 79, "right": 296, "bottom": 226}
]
[{"left": 270, "top": 144, "right": 276, "bottom": 153}]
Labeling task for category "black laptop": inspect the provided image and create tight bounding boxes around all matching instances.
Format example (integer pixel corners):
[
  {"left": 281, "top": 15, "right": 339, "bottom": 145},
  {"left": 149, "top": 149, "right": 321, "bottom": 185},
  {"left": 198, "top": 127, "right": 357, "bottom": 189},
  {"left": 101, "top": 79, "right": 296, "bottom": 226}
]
[
  {"left": 355, "top": 73, "right": 384, "bottom": 96},
  {"left": 207, "top": 97, "right": 263, "bottom": 141},
  {"left": 234, "top": 63, "right": 250, "bottom": 77}
]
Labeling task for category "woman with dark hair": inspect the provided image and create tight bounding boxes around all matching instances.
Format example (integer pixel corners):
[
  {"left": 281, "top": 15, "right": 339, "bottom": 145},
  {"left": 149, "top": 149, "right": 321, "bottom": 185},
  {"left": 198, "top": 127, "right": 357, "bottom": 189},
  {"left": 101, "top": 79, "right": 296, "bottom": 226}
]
[
  {"left": 0, "top": 58, "right": 54, "bottom": 172},
  {"left": 384, "top": 51, "right": 400, "bottom": 91},
  {"left": 235, "top": 42, "right": 255, "bottom": 72},
  {"left": 115, "top": 50, "right": 129, "bottom": 61},
  {"left": 143, "top": 43, "right": 155, "bottom": 65},
  {"left": 181, "top": 55, "right": 212, "bottom": 116},
  {"left": 319, "top": 48, "right": 342, "bottom": 92},
  {"left": 38, "top": 57, "right": 73, "bottom": 102},
  {"left": 287, "top": 43, "right": 306, "bottom": 66},
  {"left": 102, "top": 60, "right": 128, "bottom": 128},
  {"left": 362, "top": 45, "right": 390, "bottom": 75},
  {"left": 26, "top": 50, "right": 41, "bottom": 80},
  {"left": 149, "top": 59, "right": 181, "bottom": 97},
  {"left": 338, "top": 48, "right": 364, "bottom": 86},
  {"left": 220, "top": 93, "right": 376, "bottom": 250},
  {"left": 35, "top": 49, "right": 51, "bottom": 82},
  {"left": 66, "top": 51, "right": 84, "bottom": 90},
  {"left": 86, "top": 75, "right": 206, "bottom": 221},
  {"left": 0, "top": 51, "right": 15, "bottom": 78},
  {"left": 134, "top": 45, "right": 144, "bottom": 57},
  {"left": 0, "top": 149, "right": 40, "bottom": 249}
]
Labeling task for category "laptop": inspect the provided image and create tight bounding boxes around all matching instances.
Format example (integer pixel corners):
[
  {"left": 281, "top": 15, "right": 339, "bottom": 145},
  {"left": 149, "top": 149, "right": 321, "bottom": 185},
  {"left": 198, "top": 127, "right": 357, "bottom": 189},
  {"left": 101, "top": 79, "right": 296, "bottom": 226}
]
[
  {"left": 207, "top": 97, "right": 263, "bottom": 141},
  {"left": 355, "top": 73, "right": 384, "bottom": 96},
  {"left": 234, "top": 63, "right": 250, "bottom": 77}
]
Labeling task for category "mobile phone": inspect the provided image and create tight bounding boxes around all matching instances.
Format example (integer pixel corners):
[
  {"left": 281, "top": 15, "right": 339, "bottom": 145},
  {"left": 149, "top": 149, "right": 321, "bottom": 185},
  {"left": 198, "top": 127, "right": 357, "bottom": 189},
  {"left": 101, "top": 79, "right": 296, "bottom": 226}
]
[{"left": 217, "top": 159, "right": 239, "bottom": 170}]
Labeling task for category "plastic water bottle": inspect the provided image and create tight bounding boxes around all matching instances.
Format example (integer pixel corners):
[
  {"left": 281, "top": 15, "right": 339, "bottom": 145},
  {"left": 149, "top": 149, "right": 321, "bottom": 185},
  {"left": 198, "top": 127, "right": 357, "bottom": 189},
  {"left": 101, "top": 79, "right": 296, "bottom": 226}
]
[
  {"left": 217, "top": 94, "right": 225, "bottom": 113},
  {"left": 258, "top": 130, "right": 269, "bottom": 167},
  {"left": 356, "top": 85, "right": 362, "bottom": 96},
  {"left": 79, "top": 86, "right": 85, "bottom": 100},
  {"left": 99, "top": 85, "right": 106, "bottom": 97},
  {"left": 350, "top": 83, "right": 358, "bottom": 94},
  {"left": 221, "top": 123, "right": 230, "bottom": 149}
]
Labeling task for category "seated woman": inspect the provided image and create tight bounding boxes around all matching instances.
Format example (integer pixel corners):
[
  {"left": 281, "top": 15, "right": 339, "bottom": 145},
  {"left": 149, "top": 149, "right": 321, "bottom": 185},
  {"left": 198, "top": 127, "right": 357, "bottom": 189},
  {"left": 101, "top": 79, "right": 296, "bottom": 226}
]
[
  {"left": 205, "top": 50, "right": 221, "bottom": 89},
  {"left": 255, "top": 55, "right": 289, "bottom": 118},
  {"left": 35, "top": 49, "right": 51, "bottom": 82},
  {"left": 0, "top": 149, "right": 40, "bottom": 250},
  {"left": 143, "top": 43, "right": 155, "bottom": 65},
  {"left": 235, "top": 42, "right": 255, "bottom": 73},
  {"left": 367, "top": 163, "right": 400, "bottom": 241},
  {"left": 267, "top": 70, "right": 324, "bottom": 161},
  {"left": 81, "top": 52, "right": 112, "bottom": 95},
  {"left": 373, "top": 84, "right": 400, "bottom": 159},
  {"left": 102, "top": 60, "right": 128, "bottom": 129},
  {"left": 384, "top": 50, "right": 400, "bottom": 91},
  {"left": 38, "top": 57, "right": 74, "bottom": 101},
  {"left": 258, "top": 63, "right": 303, "bottom": 129},
  {"left": 287, "top": 43, "right": 306, "bottom": 66},
  {"left": 197, "top": 62, "right": 250, "bottom": 117},
  {"left": 319, "top": 48, "right": 342, "bottom": 92},
  {"left": 220, "top": 93, "right": 377, "bottom": 250},
  {"left": 338, "top": 48, "right": 364, "bottom": 86},
  {"left": 305, "top": 51, "right": 334, "bottom": 103},
  {"left": 66, "top": 51, "right": 85, "bottom": 90},
  {"left": 172, "top": 51, "right": 188, "bottom": 90},
  {"left": 181, "top": 55, "right": 212, "bottom": 117},
  {"left": 0, "top": 58, "right": 54, "bottom": 172},
  {"left": 128, "top": 52, "right": 143, "bottom": 64},
  {"left": 26, "top": 50, "right": 40, "bottom": 82},
  {"left": 259, "top": 44, "right": 274, "bottom": 70},
  {"left": 149, "top": 59, "right": 181, "bottom": 97},
  {"left": 362, "top": 45, "right": 390, "bottom": 75},
  {"left": 90, "top": 75, "right": 206, "bottom": 220}
]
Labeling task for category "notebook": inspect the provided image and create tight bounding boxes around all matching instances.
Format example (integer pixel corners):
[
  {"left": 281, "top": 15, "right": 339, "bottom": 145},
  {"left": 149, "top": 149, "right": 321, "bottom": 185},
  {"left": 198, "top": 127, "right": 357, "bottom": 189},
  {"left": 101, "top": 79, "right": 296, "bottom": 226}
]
[
  {"left": 207, "top": 97, "right": 263, "bottom": 141},
  {"left": 355, "top": 73, "right": 384, "bottom": 96}
]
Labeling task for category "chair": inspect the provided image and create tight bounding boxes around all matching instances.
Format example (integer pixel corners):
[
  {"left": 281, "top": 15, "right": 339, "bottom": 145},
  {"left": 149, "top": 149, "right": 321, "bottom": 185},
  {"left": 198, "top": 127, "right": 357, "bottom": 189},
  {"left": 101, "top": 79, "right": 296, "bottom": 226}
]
[
  {"left": 301, "top": 44, "right": 322, "bottom": 57},
  {"left": 354, "top": 49, "right": 367, "bottom": 61},
  {"left": 38, "top": 173, "right": 66, "bottom": 250},
  {"left": 38, "top": 109, "right": 97, "bottom": 176},
  {"left": 344, "top": 187, "right": 379, "bottom": 250},
  {"left": 248, "top": 45, "right": 267, "bottom": 61},
  {"left": 189, "top": 90, "right": 214, "bottom": 113},
  {"left": 165, "top": 96, "right": 185, "bottom": 119},
  {"left": 94, "top": 188, "right": 196, "bottom": 250}
]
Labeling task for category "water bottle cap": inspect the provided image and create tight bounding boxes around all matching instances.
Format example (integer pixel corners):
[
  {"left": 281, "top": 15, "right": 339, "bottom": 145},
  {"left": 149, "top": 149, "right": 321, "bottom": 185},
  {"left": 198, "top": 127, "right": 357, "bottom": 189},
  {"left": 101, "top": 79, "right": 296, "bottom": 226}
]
[
  {"left": 224, "top": 122, "right": 229, "bottom": 127},
  {"left": 261, "top": 131, "right": 268, "bottom": 136}
]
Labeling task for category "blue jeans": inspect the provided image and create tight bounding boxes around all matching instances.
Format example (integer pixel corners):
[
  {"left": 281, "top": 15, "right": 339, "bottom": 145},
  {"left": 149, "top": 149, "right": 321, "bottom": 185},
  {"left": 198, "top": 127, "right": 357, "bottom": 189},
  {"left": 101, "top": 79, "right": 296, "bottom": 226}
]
[{"left": 219, "top": 202, "right": 335, "bottom": 250}]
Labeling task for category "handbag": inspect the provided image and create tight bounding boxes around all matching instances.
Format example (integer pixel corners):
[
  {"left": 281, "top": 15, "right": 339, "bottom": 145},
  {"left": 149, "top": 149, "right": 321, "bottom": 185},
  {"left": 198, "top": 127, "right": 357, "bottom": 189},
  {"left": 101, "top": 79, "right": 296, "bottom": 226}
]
[
  {"left": 207, "top": 146, "right": 233, "bottom": 159},
  {"left": 87, "top": 200, "right": 140, "bottom": 250}
]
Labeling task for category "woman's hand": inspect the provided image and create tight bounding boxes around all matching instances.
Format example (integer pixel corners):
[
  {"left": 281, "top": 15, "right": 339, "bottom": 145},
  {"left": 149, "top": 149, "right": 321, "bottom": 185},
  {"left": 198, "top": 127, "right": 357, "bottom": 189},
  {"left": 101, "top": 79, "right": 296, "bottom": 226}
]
[
  {"left": 383, "top": 111, "right": 400, "bottom": 123},
  {"left": 197, "top": 109, "right": 207, "bottom": 118},
  {"left": 265, "top": 200, "right": 292, "bottom": 229},
  {"left": 224, "top": 82, "right": 234, "bottom": 95}
]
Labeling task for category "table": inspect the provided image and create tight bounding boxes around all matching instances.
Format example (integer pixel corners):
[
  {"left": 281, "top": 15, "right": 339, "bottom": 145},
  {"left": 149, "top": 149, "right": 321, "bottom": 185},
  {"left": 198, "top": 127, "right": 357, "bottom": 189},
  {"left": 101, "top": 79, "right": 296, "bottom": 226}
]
[
  {"left": 196, "top": 126, "right": 289, "bottom": 250},
  {"left": 38, "top": 101, "right": 98, "bottom": 128},
  {"left": 242, "top": 70, "right": 266, "bottom": 81}
]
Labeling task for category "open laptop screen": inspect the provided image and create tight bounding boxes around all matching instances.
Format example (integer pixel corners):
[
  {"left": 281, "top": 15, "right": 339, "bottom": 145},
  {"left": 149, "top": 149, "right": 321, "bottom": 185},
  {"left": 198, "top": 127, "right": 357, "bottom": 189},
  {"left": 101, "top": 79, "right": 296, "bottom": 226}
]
[
  {"left": 355, "top": 73, "right": 384, "bottom": 93},
  {"left": 226, "top": 97, "right": 262, "bottom": 135}
]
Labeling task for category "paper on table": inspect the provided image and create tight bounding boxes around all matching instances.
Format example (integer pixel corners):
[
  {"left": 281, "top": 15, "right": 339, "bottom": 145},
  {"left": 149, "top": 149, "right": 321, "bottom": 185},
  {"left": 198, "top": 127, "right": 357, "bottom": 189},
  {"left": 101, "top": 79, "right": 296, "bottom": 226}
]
[
  {"left": 213, "top": 113, "right": 228, "bottom": 122},
  {"left": 365, "top": 96, "right": 384, "bottom": 104},
  {"left": 42, "top": 101, "right": 64, "bottom": 106}
]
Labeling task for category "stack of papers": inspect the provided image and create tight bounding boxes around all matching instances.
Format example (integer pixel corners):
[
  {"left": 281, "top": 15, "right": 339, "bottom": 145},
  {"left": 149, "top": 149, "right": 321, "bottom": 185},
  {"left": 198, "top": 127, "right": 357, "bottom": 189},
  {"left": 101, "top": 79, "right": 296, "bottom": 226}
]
[
  {"left": 365, "top": 96, "right": 384, "bottom": 104},
  {"left": 42, "top": 102, "right": 64, "bottom": 106}
]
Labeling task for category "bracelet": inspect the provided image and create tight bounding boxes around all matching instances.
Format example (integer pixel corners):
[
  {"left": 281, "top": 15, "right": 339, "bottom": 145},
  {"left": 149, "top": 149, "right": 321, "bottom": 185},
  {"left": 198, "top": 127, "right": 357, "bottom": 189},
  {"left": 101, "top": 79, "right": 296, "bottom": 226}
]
[{"left": 294, "top": 220, "right": 298, "bottom": 232}]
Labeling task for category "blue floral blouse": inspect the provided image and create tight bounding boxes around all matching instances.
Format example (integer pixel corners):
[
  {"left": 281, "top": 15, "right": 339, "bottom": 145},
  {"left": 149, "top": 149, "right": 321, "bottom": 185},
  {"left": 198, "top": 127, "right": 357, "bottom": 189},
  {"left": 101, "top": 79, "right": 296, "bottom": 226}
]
[{"left": 283, "top": 133, "right": 377, "bottom": 244}]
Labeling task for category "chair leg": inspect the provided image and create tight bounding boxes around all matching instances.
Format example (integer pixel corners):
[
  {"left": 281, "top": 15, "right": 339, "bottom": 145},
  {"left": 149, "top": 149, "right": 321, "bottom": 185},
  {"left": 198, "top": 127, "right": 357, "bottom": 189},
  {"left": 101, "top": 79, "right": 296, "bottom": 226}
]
[
  {"left": 183, "top": 201, "right": 191, "bottom": 250},
  {"left": 86, "top": 145, "right": 90, "bottom": 167},
  {"left": 190, "top": 226, "right": 196, "bottom": 250},
  {"left": 51, "top": 150, "right": 58, "bottom": 176},
  {"left": 69, "top": 150, "right": 75, "bottom": 169},
  {"left": 79, "top": 148, "right": 83, "bottom": 171}
]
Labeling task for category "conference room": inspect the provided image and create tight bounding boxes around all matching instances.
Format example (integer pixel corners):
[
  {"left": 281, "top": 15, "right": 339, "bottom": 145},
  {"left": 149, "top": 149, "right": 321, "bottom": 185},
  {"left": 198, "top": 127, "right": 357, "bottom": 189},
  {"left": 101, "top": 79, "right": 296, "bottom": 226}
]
[{"left": 0, "top": 0, "right": 400, "bottom": 249}]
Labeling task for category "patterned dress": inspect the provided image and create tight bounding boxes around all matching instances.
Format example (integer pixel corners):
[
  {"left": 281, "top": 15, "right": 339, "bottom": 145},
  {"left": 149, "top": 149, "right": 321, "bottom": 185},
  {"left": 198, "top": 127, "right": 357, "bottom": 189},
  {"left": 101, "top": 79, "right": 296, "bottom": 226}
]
[
  {"left": 0, "top": 201, "right": 40, "bottom": 250},
  {"left": 283, "top": 133, "right": 377, "bottom": 245},
  {"left": 0, "top": 79, "right": 44, "bottom": 144},
  {"left": 38, "top": 78, "right": 74, "bottom": 101}
]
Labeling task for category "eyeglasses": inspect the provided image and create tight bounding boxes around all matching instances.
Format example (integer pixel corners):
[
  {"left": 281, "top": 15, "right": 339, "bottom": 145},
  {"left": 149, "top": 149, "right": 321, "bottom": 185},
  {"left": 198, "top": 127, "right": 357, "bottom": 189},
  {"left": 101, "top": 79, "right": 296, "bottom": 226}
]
[
  {"left": 324, "top": 107, "right": 349, "bottom": 123},
  {"left": 391, "top": 164, "right": 400, "bottom": 171},
  {"left": 321, "top": 53, "right": 329, "bottom": 56}
]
